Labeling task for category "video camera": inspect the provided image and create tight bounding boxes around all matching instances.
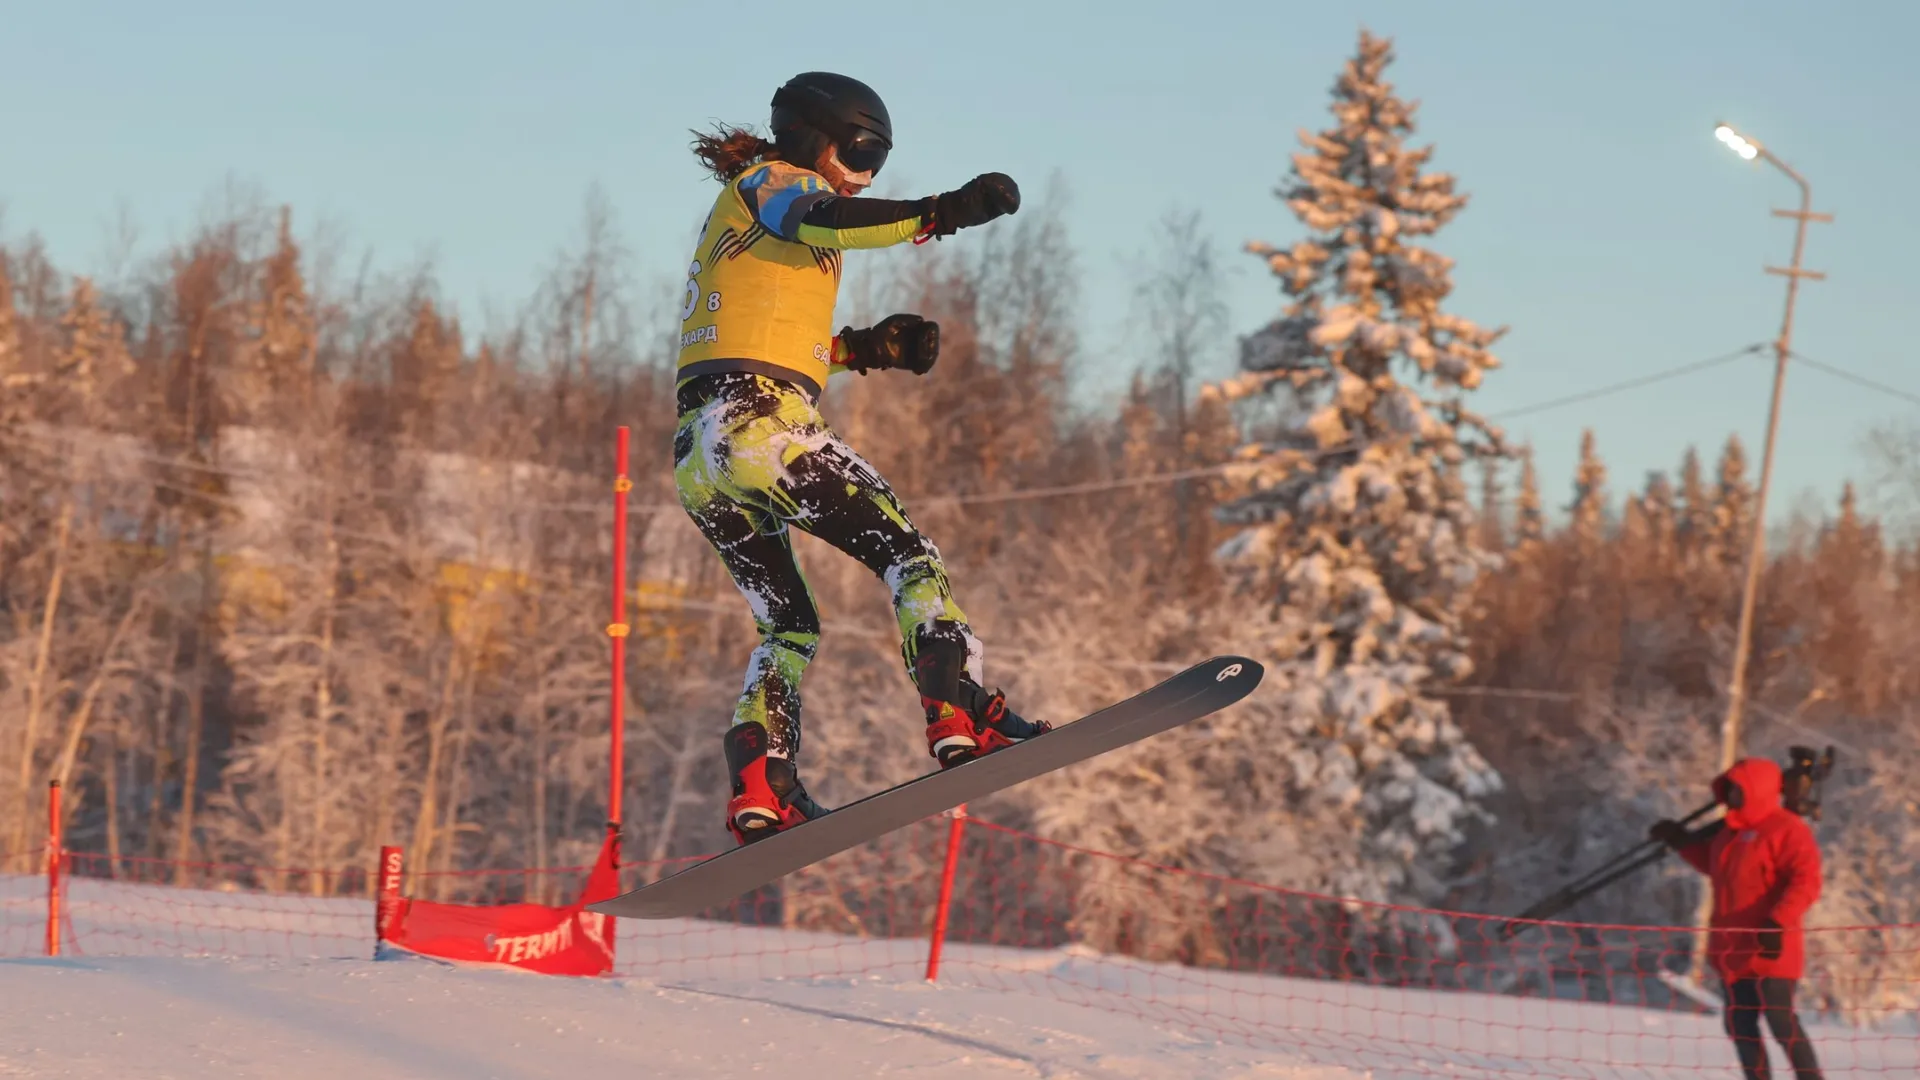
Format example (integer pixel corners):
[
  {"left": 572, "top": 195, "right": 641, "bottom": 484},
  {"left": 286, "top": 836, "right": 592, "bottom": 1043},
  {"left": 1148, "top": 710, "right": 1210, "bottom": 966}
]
[{"left": 1780, "top": 744, "right": 1836, "bottom": 821}]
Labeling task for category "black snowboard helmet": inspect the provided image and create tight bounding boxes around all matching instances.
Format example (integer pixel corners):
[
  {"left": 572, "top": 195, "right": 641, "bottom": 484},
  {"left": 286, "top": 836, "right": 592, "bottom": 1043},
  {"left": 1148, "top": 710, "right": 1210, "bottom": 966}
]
[{"left": 770, "top": 72, "right": 893, "bottom": 177}]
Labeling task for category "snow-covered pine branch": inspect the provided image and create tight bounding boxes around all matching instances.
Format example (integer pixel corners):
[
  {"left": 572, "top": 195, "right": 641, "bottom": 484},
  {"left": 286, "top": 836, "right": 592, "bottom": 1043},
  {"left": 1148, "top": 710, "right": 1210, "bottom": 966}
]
[{"left": 1207, "top": 29, "right": 1510, "bottom": 905}]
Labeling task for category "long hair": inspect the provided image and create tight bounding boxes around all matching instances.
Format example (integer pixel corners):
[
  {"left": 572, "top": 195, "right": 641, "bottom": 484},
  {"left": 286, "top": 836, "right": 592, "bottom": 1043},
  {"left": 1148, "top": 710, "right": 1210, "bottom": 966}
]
[{"left": 691, "top": 124, "right": 777, "bottom": 182}]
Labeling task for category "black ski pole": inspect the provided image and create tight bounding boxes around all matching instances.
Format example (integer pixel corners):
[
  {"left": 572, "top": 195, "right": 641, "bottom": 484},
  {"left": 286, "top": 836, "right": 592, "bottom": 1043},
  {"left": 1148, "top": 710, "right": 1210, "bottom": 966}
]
[
  {"left": 1496, "top": 799, "right": 1719, "bottom": 940},
  {"left": 1496, "top": 847, "right": 1670, "bottom": 939},
  {"left": 1532, "top": 799, "right": 1717, "bottom": 907}
]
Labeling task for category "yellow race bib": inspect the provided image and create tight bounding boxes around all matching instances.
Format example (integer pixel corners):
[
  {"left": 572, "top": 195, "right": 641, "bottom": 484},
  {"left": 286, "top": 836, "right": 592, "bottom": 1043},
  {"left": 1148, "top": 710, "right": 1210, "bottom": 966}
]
[{"left": 676, "top": 162, "right": 845, "bottom": 396}]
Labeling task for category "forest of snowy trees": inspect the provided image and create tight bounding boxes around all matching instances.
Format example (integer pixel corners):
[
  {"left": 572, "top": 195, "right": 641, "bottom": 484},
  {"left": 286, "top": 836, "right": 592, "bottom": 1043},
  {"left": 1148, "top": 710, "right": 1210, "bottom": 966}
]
[{"left": 3, "top": 30, "right": 1917, "bottom": 1010}]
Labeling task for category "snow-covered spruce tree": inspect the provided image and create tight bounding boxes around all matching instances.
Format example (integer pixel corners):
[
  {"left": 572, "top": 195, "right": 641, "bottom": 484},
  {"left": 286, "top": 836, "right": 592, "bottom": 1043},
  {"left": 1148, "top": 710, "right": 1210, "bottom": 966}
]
[
  {"left": 1514, "top": 446, "right": 1545, "bottom": 549},
  {"left": 1203, "top": 29, "right": 1506, "bottom": 905}
]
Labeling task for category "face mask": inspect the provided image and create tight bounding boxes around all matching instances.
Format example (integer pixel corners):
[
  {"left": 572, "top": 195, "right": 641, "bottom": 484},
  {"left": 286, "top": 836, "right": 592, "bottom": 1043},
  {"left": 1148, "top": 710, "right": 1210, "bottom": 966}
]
[
  {"left": 823, "top": 146, "right": 874, "bottom": 194},
  {"left": 1714, "top": 776, "right": 1746, "bottom": 810}
]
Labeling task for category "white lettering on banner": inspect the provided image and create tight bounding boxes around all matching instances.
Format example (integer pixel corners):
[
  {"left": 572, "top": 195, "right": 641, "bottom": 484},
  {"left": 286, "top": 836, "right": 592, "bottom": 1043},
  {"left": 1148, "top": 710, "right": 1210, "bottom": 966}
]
[
  {"left": 679, "top": 325, "right": 719, "bottom": 349},
  {"left": 578, "top": 911, "right": 615, "bottom": 963},
  {"left": 375, "top": 849, "right": 405, "bottom": 938},
  {"left": 490, "top": 918, "right": 575, "bottom": 964}
]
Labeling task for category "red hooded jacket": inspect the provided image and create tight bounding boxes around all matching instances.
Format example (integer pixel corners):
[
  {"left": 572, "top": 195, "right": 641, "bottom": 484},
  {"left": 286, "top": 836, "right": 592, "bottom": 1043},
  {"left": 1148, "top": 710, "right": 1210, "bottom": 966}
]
[{"left": 1676, "top": 757, "right": 1822, "bottom": 980}]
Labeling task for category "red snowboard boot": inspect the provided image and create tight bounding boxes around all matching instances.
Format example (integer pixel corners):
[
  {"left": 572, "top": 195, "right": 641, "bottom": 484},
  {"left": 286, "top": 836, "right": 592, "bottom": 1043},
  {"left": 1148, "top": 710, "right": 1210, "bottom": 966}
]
[
  {"left": 722, "top": 723, "right": 826, "bottom": 845},
  {"left": 914, "top": 635, "right": 1050, "bottom": 769}
]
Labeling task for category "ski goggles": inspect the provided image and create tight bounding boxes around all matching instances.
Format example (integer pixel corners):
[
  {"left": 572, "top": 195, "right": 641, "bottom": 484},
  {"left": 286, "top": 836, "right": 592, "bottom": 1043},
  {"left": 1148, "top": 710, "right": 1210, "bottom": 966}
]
[{"left": 837, "top": 133, "right": 890, "bottom": 176}]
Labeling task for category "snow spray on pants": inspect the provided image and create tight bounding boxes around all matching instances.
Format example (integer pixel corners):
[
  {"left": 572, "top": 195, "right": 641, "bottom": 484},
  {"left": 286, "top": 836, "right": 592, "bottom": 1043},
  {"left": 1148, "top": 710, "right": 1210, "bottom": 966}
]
[{"left": 673, "top": 371, "right": 983, "bottom": 761}]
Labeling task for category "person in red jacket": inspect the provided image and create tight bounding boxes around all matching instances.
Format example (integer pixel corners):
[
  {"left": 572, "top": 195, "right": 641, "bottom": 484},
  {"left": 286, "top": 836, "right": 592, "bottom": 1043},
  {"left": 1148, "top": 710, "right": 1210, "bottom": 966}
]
[{"left": 1652, "top": 757, "right": 1824, "bottom": 1080}]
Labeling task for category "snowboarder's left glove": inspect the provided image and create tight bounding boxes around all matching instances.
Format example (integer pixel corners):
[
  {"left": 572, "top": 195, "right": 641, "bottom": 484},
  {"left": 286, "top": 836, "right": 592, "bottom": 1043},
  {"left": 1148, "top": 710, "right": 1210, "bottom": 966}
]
[
  {"left": 919, "top": 173, "right": 1021, "bottom": 239},
  {"left": 838, "top": 314, "right": 941, "bottom": 376},
  {"left": 1757, "top": 918, "right": 1784, "bottom": 960}
]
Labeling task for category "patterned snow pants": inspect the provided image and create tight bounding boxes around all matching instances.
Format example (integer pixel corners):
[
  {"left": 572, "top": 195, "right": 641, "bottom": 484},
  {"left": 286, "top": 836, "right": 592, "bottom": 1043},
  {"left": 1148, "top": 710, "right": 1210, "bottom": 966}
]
[{"left": 673, "top": 371, "right": 982, "bottom": 762}]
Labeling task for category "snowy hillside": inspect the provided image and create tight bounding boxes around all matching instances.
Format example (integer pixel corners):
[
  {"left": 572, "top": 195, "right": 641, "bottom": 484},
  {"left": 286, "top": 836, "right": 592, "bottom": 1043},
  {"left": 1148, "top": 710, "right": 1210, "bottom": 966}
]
[
  {"left": 6, "top": 948, "right": 1916, "bottom": 1080},
  {"left": 1, "top": 955, "right": 1357, "bottom": 1080},
  {"left": 5, "top": 872, "right": 1918, "bottom": 1078}
]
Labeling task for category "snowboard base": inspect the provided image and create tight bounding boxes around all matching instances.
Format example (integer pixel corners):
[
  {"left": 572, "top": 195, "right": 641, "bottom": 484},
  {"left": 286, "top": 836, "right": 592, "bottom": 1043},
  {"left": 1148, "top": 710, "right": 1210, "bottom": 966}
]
[{"left": 588, "top": 655, "right": 1264, "bottom": 920}]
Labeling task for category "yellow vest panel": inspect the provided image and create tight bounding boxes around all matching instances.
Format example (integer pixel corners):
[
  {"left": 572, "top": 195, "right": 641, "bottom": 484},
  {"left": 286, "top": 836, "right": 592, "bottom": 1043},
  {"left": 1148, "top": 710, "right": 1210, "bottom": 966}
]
[{"left": 675, "top": 162, "right": 844, "bottom": 395}]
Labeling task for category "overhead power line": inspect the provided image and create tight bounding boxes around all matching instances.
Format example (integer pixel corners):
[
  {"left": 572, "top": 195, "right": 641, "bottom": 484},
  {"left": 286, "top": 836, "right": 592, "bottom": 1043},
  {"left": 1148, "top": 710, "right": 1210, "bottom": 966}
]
[
  {"left": 0, "top": 342, "right": 1770, "bottom": 514},
  {"left": 1486, "top": 344, "right": 1765, "bottom": 421},
  {"left": 1790, "top": 351, "right": 1920, "bottom": 410},
  {"left": 920, "top": 342, "right": 1771, "bottom": 508}
]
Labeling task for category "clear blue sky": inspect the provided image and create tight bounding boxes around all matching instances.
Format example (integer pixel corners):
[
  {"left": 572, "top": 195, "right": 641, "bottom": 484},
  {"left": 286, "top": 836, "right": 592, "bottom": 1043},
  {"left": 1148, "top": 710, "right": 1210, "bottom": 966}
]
[{"left": 8, "top": 0, "right": 1917, "bottom": 524}]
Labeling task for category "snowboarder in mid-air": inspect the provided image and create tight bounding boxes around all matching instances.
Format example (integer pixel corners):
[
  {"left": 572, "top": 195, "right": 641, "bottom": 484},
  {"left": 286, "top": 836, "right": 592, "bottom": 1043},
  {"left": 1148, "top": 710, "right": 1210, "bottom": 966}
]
[{"left": 676, "top": 72, "right": 1047, "bottom": 846}]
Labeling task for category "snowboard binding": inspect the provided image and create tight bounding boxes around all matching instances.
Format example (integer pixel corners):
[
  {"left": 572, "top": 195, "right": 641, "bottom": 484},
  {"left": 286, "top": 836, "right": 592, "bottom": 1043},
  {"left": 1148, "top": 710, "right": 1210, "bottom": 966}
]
[
  {"left": 722, "top": 723, "right": 825, "bottom": 845},
  {"left": 913, "top": 630, "right": 1050, "bottom": 768}
]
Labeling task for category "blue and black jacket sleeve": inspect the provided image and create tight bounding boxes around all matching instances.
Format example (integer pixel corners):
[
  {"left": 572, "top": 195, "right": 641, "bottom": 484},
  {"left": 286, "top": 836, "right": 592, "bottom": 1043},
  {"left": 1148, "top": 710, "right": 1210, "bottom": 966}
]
[{"left": 739, "top": 168, "right": 929, "bottom": 249}]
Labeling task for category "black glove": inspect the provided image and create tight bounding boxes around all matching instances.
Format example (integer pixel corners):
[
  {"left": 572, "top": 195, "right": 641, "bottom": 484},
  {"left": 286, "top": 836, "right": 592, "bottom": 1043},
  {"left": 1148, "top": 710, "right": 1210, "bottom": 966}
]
[
  {"left": 921, "top": 173, "right": 1020, "bottom": 238},
  {"left": 838, "top": 314, "right": 940, "bottom": 376},
  {"left": 1757, "top": 918, "right": 1784, "bottom": 960},
  {"left": 1648, "top": 819, "right": 1690, "bottom": 849}
]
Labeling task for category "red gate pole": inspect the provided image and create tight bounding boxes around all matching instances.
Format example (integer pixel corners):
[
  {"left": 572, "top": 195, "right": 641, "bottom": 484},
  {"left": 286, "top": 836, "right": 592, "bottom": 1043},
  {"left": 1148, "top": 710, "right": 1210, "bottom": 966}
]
[
  {"left": 45, "top": 780, "right": 62, "bottom": 957},
  {"left": 375, "top": 845, "right": 405, "bottom": 949},
  {"left": 607, "top": 426, "right": 631, "bottom": 863},
  {"left": 925, "top": 803, "right": 968, "bottom": 982}
]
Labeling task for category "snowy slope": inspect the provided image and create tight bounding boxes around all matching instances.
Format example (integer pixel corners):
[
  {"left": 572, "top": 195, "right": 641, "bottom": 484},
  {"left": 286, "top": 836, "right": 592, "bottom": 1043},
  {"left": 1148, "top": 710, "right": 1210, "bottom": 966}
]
[
  {"left": 4, "top": 873, "right": 1916, "bottom": 1078},
  {"left": 0, "top": 955, "right": 1353, "bottom": 1080}
]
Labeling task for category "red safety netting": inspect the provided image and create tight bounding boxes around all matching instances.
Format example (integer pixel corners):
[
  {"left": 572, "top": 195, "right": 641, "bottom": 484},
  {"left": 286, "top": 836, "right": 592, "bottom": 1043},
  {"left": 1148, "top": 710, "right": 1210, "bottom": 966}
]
[
  {"left": 52, "top": 851, "right": 371, "bottom": 959},
  {"left": 4, "top": 819, "right": 1915, "bottom": 1078},
  {"left": 611, "top": 818, "right": 956, "bottom": 984},
  {"left": 0, "top": 846, "right": 49, "bottom": 958},
  {"left": 923, "top": 822, "right": 1920, "bottom": 1077}
]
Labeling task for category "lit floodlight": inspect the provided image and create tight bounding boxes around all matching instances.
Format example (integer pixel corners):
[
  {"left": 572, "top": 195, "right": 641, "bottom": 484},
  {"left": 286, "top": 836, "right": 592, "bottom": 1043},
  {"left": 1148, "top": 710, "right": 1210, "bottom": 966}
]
[{"left": 1715, "top": 122, "right": 1761, "bottom": 161}]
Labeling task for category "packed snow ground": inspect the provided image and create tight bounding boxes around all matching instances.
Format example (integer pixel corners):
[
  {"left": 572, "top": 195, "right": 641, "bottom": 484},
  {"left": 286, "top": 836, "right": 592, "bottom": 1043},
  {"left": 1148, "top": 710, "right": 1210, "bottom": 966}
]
[
  {"left": 0, "top": 955, "right": 1357, "bottom": 1080},
  {"left": 2, "top": 873, "right": 1915, "bottom": 1078}
]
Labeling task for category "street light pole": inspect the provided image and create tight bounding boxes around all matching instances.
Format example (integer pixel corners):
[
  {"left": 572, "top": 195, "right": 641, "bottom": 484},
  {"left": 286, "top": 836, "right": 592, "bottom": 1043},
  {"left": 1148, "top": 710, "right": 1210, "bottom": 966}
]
[
  {"left": 1710, "top": 123, "right": 1830, "bottom": 774},
  {"left": 1689, "top": 121, "right": 1832, "bottom": 986}
]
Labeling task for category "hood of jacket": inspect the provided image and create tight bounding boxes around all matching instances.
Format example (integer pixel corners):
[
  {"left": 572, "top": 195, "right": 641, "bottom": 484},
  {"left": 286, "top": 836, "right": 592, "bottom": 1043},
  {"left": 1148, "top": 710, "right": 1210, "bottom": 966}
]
[{"left": 1718, "top": 757, "right": 1784, "bottom": 831}]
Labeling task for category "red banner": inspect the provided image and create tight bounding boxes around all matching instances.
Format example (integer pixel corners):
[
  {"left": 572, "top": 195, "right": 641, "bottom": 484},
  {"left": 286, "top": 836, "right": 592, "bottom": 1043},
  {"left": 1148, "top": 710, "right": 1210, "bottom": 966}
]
[{"left": 376, "top": 836, "right": 620, "bottom": 976}]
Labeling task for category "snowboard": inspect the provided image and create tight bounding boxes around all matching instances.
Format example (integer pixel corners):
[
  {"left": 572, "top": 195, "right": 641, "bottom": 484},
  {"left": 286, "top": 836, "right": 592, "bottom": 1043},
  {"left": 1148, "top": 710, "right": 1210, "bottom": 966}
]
[{"left": 587, "top": 655, "right": 1264, "bottom": 920}]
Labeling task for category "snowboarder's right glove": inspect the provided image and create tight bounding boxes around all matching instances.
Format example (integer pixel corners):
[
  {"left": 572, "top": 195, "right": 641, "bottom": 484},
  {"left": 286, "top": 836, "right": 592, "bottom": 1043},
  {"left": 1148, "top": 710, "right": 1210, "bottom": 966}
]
[
  {"left": 838, "top": 313, "right": 941, "bottom": 376},
  {"left": 1647, "top": 819, "right": 1690, "bottom": 850},
  {"left": 1756, "top": 918, "right": 1784, "bottom": 960},
  {"left": 919, "top": 173, "right": 1021, "bottom": 239}
]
